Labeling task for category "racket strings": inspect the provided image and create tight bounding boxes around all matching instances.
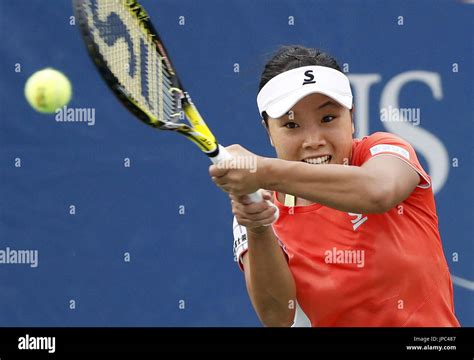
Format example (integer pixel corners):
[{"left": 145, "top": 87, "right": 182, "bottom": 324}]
[{"left": 83, "top": 0, "right": 179, "bottom": 123}]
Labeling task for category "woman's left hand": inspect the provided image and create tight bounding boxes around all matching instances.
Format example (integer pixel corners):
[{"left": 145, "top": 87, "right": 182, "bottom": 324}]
[{"left": 209, "top": 144, "right": 265, "bottom": 196}]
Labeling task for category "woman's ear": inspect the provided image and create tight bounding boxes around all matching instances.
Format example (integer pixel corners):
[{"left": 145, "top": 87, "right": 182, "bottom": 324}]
[{"left": 261, "top": 119, "right": 274, "bottom": 147}]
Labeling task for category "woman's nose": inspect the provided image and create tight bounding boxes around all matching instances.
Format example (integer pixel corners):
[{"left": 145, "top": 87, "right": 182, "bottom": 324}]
[{"left": 302, "top": 129, "right": 326, "bottom": 149}]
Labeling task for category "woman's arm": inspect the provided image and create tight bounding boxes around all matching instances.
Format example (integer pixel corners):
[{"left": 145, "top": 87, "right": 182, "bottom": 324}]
[
  {"left": 210, "top": 145, "right": 420, "bottom": 214},
  {"left": 231, "top": 193, "right": 296, "bottom": 327},
  {"left": 242, "top": 227, "right": 296, "bottom": 327},
  {"left": 260, "top": 155, "right": 420, "bottom": 213}
]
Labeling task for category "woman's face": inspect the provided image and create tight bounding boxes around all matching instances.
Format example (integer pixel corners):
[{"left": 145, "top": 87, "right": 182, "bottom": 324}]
[{"left": 265, "top": 93, "right": 354, "bottom": 165}]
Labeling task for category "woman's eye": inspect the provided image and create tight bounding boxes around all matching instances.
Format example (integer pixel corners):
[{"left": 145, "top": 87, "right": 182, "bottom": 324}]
[
  {"left": 322, "top": 115, "right": 336, "bottom": 123},
  {"left": 284, "top": 122, "right": 299, "bottom": 129}
]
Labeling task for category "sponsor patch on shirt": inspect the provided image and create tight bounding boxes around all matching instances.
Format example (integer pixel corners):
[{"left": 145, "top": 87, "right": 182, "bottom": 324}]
[{"left": 369, "top": 144, "right": 410, "bottom": 160}]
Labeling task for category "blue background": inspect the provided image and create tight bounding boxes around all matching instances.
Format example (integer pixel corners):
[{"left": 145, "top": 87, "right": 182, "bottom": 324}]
[{"left": 0, "top": 0, "right": 472, "bottom": 326}]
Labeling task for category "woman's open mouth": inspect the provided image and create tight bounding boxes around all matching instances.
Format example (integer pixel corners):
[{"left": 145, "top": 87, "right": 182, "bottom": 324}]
[{"left": 302, "top": 155, "right": 332, "bottom": 165}]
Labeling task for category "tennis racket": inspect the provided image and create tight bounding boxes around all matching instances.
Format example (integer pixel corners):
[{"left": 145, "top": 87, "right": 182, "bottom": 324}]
[{"left": 72, "top": 0, "right": 278, "bottom": 219}]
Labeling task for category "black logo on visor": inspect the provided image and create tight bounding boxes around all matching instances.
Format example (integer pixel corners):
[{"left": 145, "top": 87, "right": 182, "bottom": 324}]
[{"left": 302, "top": 70, "right": 316, "bottom": 85}]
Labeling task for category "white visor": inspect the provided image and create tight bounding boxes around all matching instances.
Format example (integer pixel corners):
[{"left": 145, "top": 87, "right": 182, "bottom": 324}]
[{"left": 257, "top": 65, "right": 353, "bottom": 119}]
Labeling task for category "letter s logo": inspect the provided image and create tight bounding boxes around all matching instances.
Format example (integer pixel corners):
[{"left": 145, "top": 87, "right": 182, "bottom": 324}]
[{"left": 302, "top": 70, "right": 316, "bottom": 85}]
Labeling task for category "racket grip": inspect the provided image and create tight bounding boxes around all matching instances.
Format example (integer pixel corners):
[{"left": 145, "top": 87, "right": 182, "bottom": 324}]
[
  {"left": 210, "top": 144, "right": 233, "bottom": 164},
  {"left": 210, "top": 144, "right": 279, "bottom": 224}
]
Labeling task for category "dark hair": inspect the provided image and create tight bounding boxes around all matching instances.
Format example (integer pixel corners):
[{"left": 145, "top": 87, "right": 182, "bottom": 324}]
[{"left": 259, "top": 45, "right": 342, "bottom": 121}]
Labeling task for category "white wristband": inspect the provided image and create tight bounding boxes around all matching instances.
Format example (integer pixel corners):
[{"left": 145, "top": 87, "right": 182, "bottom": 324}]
[{"left": 233, "top": 216, "right": 248, "bottom": 264}]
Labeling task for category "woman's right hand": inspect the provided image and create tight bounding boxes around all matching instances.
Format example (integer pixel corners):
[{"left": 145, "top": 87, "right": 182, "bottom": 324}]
[{"left": 229, "top": 190, "right": 277, "bottom": 232}]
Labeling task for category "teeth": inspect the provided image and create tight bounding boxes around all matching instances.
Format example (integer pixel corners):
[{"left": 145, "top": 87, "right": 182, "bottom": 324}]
[{"left": 303, "top": 155, "right": 330, "bottom": 165}]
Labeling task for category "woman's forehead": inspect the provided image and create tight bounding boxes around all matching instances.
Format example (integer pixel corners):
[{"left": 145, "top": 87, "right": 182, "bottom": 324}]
[
  {"left": 266, "top": 93, "right": 348, "bottom": 122},
  {"left": 274, "top": 95, "right": 343, "bottom": 120},
  {"left": 292, "top": 93, "right": 342, "bottom": 111}
]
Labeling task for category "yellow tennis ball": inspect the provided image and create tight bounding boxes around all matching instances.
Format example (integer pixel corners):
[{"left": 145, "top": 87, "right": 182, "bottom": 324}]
[{"left": 24, "top": 68, "right": 72, "bottom": 114}]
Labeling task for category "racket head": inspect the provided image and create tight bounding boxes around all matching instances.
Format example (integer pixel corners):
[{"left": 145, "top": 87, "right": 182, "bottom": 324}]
[{"left": 73, "top": 0, "right": 218, "bottom": 154}]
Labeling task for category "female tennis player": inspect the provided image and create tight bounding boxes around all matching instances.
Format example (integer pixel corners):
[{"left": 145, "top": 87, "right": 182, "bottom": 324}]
[{"left": 209, "top": 45, "right": 460, "bottom": 327}]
